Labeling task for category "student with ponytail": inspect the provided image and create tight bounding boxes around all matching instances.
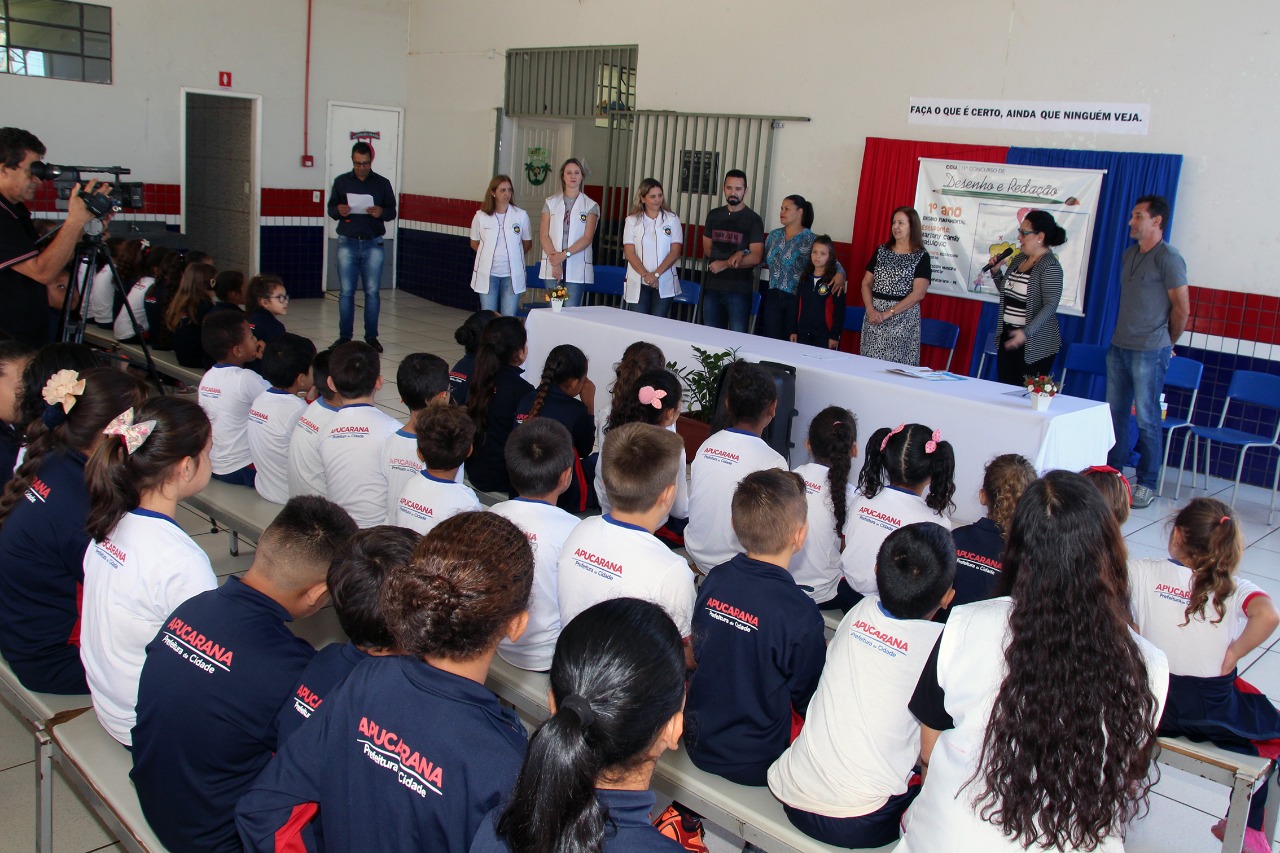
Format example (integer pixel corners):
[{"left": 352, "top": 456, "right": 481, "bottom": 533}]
[
  {"left": 474, "top": 597, "right": 687, "bottom": 853},
  {"left": 597, "top": 340, "right": 665, "bottom": 450},
  {"left": 80, "top": 396, "right": 217, "bottom": 745},
  {"left": 0, "top": 368, "right": 148, "bottom": 693},
  {"left": 840, "top": 422, "right": 954, "bottom": 601},
  {"left": 1129, "top": 498, "right": 1280, "bottom": 852},
  {"left": 515, "top": 343, "right": 597, "bottom": 511},
  {"left": 465, "top": 316, "right": 533, "bottom": 493},
  {"left": 791, "top": 406, "right": 859, "bottom": 611}
]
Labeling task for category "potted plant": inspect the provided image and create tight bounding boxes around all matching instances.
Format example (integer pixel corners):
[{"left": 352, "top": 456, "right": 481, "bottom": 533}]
[
  {"left": 546, "top": 283, "right": 569, "bottom": 311},
  {"left": 668, "top": 345, "right": 737, "bottom": 458},
  {"left": 1025, "top": 374, "right": 1060, "bottom": 411}
]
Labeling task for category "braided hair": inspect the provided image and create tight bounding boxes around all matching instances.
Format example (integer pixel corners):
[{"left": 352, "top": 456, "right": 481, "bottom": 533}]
[{"left": 527, "top": 344, "right": 588, "bottom": 419}]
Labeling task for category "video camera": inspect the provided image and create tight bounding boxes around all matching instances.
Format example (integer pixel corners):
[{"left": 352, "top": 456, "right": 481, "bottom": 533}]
[{"left": 28, "top": 162, "right": 145, "bottom": 219}]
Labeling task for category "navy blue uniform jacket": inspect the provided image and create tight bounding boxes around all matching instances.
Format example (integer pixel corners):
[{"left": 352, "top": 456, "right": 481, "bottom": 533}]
[
  {"left": 464, "top": 365, "right": 534, "bottom": 494},
  {"left": 470, "top": 788, "right": 682, "bottom": 852},
  {"left": 939, "top": 517, "right": 1005, "bottom": 623},
  {"left": 275, "top": 641, "right": 368, "bottom": 745}
]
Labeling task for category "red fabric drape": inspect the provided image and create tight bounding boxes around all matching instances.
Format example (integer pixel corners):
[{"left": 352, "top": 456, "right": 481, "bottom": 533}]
[{"left": 841, "top": 138, "right": 1009, "bottom": 370}]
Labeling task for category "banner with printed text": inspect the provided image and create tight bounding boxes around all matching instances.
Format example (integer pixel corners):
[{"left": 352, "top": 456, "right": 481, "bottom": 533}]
[{"left": 914, "top": 158, "right": 1105, "bottom": 317}]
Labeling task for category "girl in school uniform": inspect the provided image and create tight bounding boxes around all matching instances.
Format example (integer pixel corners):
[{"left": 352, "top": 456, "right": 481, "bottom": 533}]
[
  {"left": 596, "top": 340, "right": 665, "bottom": 453},
  {"left": 470, "top": 175, "right": 533, "bottom": 317},
  {"left": 245, "top": 274, "right": 290, "bottom": 345},
  {"left": 472, "top": 597, "right": 686, "bottom": 853},
  {"left": 465, "top": 316, "right": 534, "bottom": 494},
  {"left": 450, "top": 309, "right": 499, "bottom": 405},
  {"left": 538, "top": 158, "right": 598, "bottom": 308},
  {"left": 79, "top": 396, "right": 218, "bottom": 745},
  {"left": 237, "top": 511, "right": 535, "bottom": 852},
  {"left": 0, "top": 368, "right": 149, "bottom": 694},
  {"left": 840, "top": 422, "right": 955, "bottom": 602},
  {"left": 515, "top": 344, "right": 598, "bottom": 512},
  {"left": 164, "top": 261, "right": 217, "bottom": 369},
  {"left": 622, "top": 178, "right": 683, "bottom": 317},
  {"left": 1129, "top": 497, "right": 1280, "bottom": 853},
  {"left": 115, "top": 244, "right": 174, "bottom": 342},
  {"left": 789, "top": 234, "right": 847, "bottom": 349},
  {"left": 790, "top": 405, "right": 859, "bottom": 612},
  {"left": 942, "top": 453, "right": 1036, "bottom": 621}
]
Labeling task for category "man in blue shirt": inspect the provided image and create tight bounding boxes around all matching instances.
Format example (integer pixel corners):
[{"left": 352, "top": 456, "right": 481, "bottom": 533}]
[{"left": 327, "top": 141, "right": 397, "bottom": 353}]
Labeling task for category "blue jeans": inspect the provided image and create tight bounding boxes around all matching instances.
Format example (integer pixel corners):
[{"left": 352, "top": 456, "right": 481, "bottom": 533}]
[
  {"left": 627, "top": 287, "right": 672, "bottom": 317},
  {"left": 701, "top": 290, "right": 751, "bottom": 333},
  {"left": 542, "top": 278, "right": 585, "bottom": 308},
  {"left": 336, "top": 235, "right": 383, "bottom": 339},
  {"left": 1106, "top": 344, "right": 1172, "bottom": 489},
  {"left": 479, "top": 275, "right": 520, "bottom": 316}
]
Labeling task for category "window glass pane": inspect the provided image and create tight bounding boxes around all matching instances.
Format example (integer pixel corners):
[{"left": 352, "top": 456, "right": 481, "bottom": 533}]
[
  {"left": 45, "top": 51, "right": 80, "bottom": 80},
  {"left": 84, "top": 54, "right": 108, "bottom": 82},
  {"left": 83, "top": 28, "right": 107, "bottom": 57},
  {"left": 8, "top": 0, "right": 81, "bottom": 27},
  {"left": 7, "top": 47, "right": 47, "bottom": 75},
  {"left": 82, "top": 4, "right": 109, "bottom": 32},
  {"left": 9, "top": 21, "right": 80, "bottom": 53}
]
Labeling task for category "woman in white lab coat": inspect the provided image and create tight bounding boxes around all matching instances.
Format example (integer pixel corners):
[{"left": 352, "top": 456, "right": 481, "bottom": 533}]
[
  {"left": 622, "top": 178, "right": 683, "bottom": 317},
  {"left": 469, "top": 175, "right": 532, "bottom": 316}
]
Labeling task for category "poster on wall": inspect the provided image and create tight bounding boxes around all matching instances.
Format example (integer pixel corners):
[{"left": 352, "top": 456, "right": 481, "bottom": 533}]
[{"left": 914, "top": 158, "right": 1105, "bottom": 317}]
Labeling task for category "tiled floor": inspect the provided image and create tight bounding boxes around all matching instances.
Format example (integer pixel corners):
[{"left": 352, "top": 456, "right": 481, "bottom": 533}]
[{"left": 2, "top": 291, "right": 1279, "bottom": 852}]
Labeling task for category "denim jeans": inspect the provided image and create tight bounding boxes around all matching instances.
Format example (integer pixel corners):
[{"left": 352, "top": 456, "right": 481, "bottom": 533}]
[
  {"left": 1106, "top": 344, "right": 1172, "bottom": 489},
  {"left": 626, "top": 287, "right": 672, "bottom": 317},
  {"left": 701, "top": 290, "right": 751, "bottom": 333},
  {"left": 479, "top": 275, "right": 520, "bottom": 316},
  {"left": 336, "top": 235, "right": 383, "bottom": 339},
  {"left": 543, "top": 278, "right": 585, "bottom": 308}
]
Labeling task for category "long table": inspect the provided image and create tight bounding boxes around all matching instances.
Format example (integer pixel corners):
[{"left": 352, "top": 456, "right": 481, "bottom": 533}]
[{"left": 526, "top": 307, "right": 1113, "bottom": 523}]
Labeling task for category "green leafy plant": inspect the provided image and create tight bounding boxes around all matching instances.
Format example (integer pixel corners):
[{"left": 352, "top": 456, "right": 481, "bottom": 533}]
[{"left": 667, "top": 345, "right": 738, "bottom": 424}]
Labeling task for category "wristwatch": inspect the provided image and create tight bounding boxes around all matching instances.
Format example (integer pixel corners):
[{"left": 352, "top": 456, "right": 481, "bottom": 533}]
[{"left": 565, "top": 250, "right": 573, "bottom": 259}]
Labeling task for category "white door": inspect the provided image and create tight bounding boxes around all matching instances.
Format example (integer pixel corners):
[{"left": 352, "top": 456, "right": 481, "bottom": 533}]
[
  {"left": 324, "top": 103, "right": 404, "bottom": 291},
  {"left": 508, "top": 118, "right": 574, "bottom": 270}
]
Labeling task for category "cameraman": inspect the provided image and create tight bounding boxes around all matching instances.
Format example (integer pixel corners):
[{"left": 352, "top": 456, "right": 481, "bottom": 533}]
[{"left": 0, "top": 127, "right": 110, "bottom": 346}]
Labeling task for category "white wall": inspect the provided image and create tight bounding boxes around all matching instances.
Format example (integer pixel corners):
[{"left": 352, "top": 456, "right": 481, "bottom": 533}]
[
  {"left": 4, "top": 0, "right": 410, "bottom": 189},
  {"left": 404, "top": 0, "right": 1278, "bottom": 294}
]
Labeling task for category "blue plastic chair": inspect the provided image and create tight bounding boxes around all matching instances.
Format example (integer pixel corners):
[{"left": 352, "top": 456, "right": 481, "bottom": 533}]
[
  {"left": 1157, "top": 356, "right": 1204, "bottom": 496},
  {"left": 516, "top": 265, "right": 548, "bottom": 316},
  {"left": 844, "top": 307, "right": 866, "bottom": 334},
  {"left": 584, "top": 265, "right": 626, "bottom": 307},
  {"left": 1176, "top": 369, "right": 1280, "bottom": 524},
  {"left": 919, "top": 318, "right": 960, "bottom": 371},
  {"left": 975, "top": 330, "right": 998, "bottom": 380},
  {"left": 1059, "top": 343, "right": 1109, "bottom": 393},
  {"left": 671, "top": 280, "right": 701, "bottom": 323}
]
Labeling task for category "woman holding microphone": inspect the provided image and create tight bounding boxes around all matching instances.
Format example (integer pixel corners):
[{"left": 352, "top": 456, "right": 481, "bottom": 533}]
[
  {"left": 988, "top": 210, "right": 1065, "bottom": 385},
  {"left": 539, "top": 158, "right": 599, "bottom": 307},
  {"left": 622, "top": 178, "right": 683, "bottom": 317},
  {"left": 469, "top": 175, "right": 532, "bottom": 316}
]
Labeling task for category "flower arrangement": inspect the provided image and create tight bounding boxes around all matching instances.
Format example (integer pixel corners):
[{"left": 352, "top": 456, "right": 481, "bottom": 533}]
[
  {"left": 1025, "top": 374, "right": 1060, "bottom": 397},
  {"left": 546, "top": 284, "right": 569, "bottom": 302}
]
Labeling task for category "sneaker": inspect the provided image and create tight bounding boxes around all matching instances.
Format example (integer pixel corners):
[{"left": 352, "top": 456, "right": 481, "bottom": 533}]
[
  {"left": 1130, "top": 484, "right": 1156, "bottom": 509},
  {"left": 365, "top": 337, "right": 383, "bottom": 353},
  {"left": 654, "top": 803, "right": 709, "bottom": 853},
  {"left": 329, "top": 337, "right": 352, "bottom": 351}
]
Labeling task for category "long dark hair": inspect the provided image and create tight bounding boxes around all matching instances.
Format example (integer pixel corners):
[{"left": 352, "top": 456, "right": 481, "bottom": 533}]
[
  {"left": 800, "top": 234, "right": 838, "bottom": 290},
  {"left": 85, "top": 397, "right": 211, "bottom": 541},
  {"left": 497, "top": 598, "right": 685, "bottom": 853},
  {"left": 972, "top": 471, "right": 1159, "bottom": 849},
  {"left": 883, "top": 206, "right": 924, "bottom": 252},
  {"left": 605, "top": 342, "right": 665, "bottom": 430},
  {"left": 528, "top": 344, "right": 588, "bottom": 419},
  {"left": 16, "top": 344, "right": 99, "bottom": 441},
  {"left": 465, "top": 316, "right": 526, "bottom": 439},
  {"left": 0, "top": 369, "right": 149, "bottom": 527},
  {"left": 604, "top": 368, "right": 680, "bottom": 433},
  {"left": 807, "top": 406, "right": 856, "bottom": 536},
  {"left": 859, "top": 423, "right": 954, "bottom": 514},
  {"left": 1172, "top": 497, "right": 1244, "bottom": 627}
]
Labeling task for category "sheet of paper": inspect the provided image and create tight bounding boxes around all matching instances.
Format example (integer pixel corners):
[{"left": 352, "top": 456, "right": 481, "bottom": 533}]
[
  {"left": 885, "top": 367, "right": 966, "bottom": 381},
  {"left": 346, "top": 193, "right": 375, "bottom": 215}
]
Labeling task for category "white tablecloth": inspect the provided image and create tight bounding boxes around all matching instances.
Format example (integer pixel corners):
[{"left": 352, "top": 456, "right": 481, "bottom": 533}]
[{"left": 526, "top": 307, "right": 1113, "bottom": 523}]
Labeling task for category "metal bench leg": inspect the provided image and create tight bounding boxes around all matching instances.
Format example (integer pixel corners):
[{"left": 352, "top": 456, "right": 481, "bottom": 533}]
[
  {"left": 36, "top": 728, "right": 53, "bottom": 853},
  {"left": 1263, "top": 761, "right": 1279, "bottom": 845},
  {"left": 1222, "top": 768, "right": 1254, "bottom": 853},
  {"left": 227, "top": 529, "right": 239, "bottom": 557}
]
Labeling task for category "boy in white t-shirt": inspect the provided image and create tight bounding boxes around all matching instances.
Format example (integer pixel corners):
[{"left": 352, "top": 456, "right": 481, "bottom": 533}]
[
  {"left": 380, "top": 353, "right": 452, "bottom": 523},
  {"left": 394, "top": 405, "right": 480, "bottom": 535},
  {"left": 685, "top": 362, "right": 787, "bottom": 573},
  {"left": 489, "top": 418, "right": 580, "bottom": 671},
  {"left": 769, "top": 522, "right": 956, "bottom": 849},
  {"left": 558, "top": 422, "right": 696, "bottom": 667},
  {"left": 198, "top": 311, "right": 270, "bottom": 486},
  {"left": 319, "top": 342, "right": 401, "bottom": 527},
  {"left": 248, "top": 334, "right": 315, "bottom": 504},
  {"left": 288, "top": 350, "right": 342, "bottom": 498}
]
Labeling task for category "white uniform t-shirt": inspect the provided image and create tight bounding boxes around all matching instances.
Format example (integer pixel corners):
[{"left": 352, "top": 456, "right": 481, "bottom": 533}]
[
  {"left": 319, "top": 403, "right": 402, "bottom": 528},
  {"left": 1129, "top": 557, "right": 1267, "bottom": 678},
  {"left": 490, "top": 498, "right": 580, "bottom": 671},
  {"left": 394, "top": 470, "right": 481, "bottom": 536},
  {"left": 769, "top": 596, "right": 943, "bottom": 817},
  {"left": 113, "top": 276, "right": 153, "bottom": 339},
  {"left": 247, "top": 388, "right": 306, "bottom": 504},
  {"left": 558, "top": 514, "right": 696, "bottom": 637},
  {"left": 89, "top": 264, "right": 115, "bottom": 325},
  {"left": 841, "top": 487, "right": 951, "bottom": 597},
  {"left": 288, "top": 399, "right": 340, "bottom": 498},
  {"left": 80, "top": 509, "right": 217, "bottom": 745},
  {"left": 789, "top": 462, "right": 856, "bottom": 604},
  {"left": 897, "top": 598, "right": 1169, "bottom": 853},
  {"left": 379, "top": 429, "right": 464, "bottom": 525},
  {"left": 198, "top": 363, "right": 271, "bottom": 475},
  {"left": 685, "top": 429, "right": 787, "bottom": 573}
]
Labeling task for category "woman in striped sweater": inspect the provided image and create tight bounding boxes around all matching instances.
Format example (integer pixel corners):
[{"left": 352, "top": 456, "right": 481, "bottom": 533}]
[{"left": 988, "top": 209, "right": 1065, "bottom": 386}]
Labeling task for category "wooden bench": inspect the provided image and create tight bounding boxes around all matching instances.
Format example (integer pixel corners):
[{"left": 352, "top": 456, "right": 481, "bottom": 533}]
[
  {"left": 181, "top": 478, "right": 283, "bottom": 555},
  {"left": 80, "top": 327, "right": 206, "bottom": 389},
  {"left": 1156, "top": 736, "right": 1279, "bottom": 853},
  {"left": 0, "top": 654, "right": 93, "bottom": 853}
]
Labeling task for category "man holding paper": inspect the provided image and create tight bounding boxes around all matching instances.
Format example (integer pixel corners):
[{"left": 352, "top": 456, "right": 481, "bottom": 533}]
[{"left": 327, "top": 141, "right": 396, "bottom": 351}]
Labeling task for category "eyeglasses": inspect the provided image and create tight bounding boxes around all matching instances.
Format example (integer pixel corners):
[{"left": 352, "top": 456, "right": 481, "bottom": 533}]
[
  {"left": 270, "top": 294, "right": 290, "bottom": 303},
  {"left": 1017, "top": 228, "right": 1037, "bottom": 236}
]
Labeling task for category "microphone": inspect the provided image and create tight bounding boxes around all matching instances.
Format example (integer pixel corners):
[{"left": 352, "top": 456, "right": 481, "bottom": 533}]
[{"left": 982, "top": 248, "right": 1013, "bottom": 273}]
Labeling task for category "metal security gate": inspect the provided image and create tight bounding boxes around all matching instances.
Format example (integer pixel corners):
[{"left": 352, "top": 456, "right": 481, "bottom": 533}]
[{"left": 504, "top": 46, "right": 637, "bottom": 118}]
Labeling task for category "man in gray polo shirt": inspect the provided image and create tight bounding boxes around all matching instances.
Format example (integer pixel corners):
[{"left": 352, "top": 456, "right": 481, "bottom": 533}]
[{"left": 1106, "top": 195, "right": 1189, "bottom": 508}]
